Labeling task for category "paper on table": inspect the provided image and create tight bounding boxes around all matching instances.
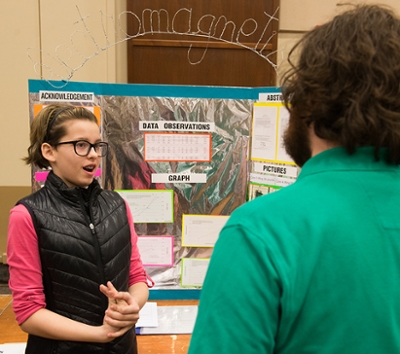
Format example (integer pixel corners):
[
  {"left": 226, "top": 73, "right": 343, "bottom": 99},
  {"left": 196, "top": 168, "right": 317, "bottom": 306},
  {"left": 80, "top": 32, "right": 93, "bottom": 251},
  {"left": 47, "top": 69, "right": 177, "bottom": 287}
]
[
  {"left": 0, "top": 342, "right": 27, "bottom": 354},
  {"left": 136, "top": 302, "right": 158, "bottom": 328},
  {"left": 139, "top": 305, "right": 198, "bottom": 335}
]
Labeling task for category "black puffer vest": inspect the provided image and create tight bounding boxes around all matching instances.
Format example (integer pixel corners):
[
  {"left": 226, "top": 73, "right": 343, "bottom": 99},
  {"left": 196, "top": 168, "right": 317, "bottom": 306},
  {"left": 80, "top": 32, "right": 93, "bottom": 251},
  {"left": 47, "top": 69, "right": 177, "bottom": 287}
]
[{"left": 18, "top": 172, "right": 137, "bottom": 354}]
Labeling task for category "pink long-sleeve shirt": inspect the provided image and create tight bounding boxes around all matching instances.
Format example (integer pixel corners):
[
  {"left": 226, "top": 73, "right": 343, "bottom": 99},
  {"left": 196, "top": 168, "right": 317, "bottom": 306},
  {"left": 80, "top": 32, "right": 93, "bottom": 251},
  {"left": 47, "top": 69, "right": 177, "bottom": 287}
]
[{"left": 7, "top": 201, "right": 153, "bottom": 325}]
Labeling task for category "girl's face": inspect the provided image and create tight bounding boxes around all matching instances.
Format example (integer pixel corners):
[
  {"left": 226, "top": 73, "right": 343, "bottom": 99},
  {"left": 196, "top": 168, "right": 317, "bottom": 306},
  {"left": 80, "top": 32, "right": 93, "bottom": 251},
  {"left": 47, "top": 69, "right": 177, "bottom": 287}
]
[{"left": 43, "top": 119, "right": 102, "bottom": 188}]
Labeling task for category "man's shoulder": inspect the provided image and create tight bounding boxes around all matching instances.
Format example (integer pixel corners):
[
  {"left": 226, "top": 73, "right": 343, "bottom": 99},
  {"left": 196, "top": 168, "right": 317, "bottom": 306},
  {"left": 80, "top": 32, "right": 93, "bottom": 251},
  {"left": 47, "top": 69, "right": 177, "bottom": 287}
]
[{"left": 226, "top": 179, "right": 319, "bottom": 233}]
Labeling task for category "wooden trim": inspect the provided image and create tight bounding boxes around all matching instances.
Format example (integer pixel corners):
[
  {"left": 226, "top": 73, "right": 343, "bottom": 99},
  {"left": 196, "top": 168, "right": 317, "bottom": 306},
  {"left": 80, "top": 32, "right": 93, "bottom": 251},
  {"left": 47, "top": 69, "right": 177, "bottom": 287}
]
[
  {"left": 130, "top": 38, "right": 274, "bottom": 51},
  {"left": 278, "top": 29, "right": 308, "bottom": 34}
]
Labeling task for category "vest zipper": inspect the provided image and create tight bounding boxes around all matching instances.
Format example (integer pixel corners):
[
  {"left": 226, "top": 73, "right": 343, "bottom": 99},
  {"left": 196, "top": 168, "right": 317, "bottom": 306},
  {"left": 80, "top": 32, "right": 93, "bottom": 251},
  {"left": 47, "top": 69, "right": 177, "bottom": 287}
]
[
  {"left": 89, "top": 222, "right": 106, "bottom": 284},
  {"left": 82, "top": 195, "right": 111, "bottom": 353},
  {"left": 77, "top": 190, "right": 107, "bottom": 287},
  {"left": 75, "top": 188, "right": 114, "bottom": 352},
  {"left": 83, "top": 201, "right": 109, "bottom": 321}
]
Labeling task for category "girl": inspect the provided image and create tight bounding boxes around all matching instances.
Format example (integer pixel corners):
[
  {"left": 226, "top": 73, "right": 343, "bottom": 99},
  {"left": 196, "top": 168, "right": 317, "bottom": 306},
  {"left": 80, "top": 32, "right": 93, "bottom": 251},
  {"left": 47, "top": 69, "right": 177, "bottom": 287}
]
[{"left": 7, "top": 104, "right": 153, "bottom": 353}]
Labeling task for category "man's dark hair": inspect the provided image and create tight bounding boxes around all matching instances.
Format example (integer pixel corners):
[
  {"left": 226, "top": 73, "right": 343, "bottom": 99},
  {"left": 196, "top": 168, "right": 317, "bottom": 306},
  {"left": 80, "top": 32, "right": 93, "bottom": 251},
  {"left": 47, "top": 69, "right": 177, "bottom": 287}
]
[{"left": 281, "top": 5, "right": 400, "bottom": 164}]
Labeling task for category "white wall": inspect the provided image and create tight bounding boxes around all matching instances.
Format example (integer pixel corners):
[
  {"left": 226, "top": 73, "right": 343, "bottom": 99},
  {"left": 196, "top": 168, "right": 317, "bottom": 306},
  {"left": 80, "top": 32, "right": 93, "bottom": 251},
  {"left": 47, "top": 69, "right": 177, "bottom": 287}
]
[
  {"left": 0, "top": 2, "right": 40, "bottom": 187},
  {"left": 281, "top": 0, "right": 400, "bottom": 31},
  {"left": 0, "top": 0, "right": 127, "bottom": 187},
  {"left": 277, "top": 0, "right": 400, "bottom": 80}
]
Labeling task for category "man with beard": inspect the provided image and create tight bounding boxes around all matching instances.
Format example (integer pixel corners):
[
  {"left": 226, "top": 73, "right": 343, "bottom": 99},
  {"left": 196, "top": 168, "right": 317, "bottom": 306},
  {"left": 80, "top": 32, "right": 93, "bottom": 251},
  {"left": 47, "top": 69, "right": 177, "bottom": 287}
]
[{"left": 188, "top": 4, "right": 400, "bottom": 354}]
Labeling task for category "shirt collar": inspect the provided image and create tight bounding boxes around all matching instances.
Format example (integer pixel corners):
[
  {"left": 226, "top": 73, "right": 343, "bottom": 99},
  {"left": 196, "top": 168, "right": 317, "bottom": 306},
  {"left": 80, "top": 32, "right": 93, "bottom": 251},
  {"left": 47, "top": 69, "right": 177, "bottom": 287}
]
[{"left": 297, "top": 146, "right": 396, "bottom": 181}]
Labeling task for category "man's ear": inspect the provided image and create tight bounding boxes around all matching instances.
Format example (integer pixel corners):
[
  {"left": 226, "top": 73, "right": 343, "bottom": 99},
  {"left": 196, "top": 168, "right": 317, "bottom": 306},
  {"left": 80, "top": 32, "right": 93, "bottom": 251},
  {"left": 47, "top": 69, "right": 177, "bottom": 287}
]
[{"left": 41, "top": 143, "right": 56, "bottom": 163}]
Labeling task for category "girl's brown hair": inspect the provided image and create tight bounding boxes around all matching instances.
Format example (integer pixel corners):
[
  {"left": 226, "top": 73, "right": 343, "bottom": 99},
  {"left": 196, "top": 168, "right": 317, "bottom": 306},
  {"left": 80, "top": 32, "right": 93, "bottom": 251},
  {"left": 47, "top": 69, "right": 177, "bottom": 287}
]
[{"left": 24, "top": 104, "right": 98, "bottom": 168}]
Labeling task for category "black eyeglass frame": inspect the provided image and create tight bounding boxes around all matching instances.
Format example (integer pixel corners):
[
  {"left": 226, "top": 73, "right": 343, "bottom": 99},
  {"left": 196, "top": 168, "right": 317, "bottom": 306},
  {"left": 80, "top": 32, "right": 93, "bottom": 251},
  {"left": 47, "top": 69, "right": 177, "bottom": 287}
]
[{"left": 55, "top": 140, "right": 109, "bottom": 157}]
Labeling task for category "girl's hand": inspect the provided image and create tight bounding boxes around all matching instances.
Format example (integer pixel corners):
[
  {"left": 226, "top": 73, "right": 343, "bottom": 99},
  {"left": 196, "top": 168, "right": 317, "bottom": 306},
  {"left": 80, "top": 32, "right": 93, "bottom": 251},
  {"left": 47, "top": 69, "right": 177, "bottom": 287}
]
[{"left": 100, "top": 281, "right": 140, "bottom": 333}]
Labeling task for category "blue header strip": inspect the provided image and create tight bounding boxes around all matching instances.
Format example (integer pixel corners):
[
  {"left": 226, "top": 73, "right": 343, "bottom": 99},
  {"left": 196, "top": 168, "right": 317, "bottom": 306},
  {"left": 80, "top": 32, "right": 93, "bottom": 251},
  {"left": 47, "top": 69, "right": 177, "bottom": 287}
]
[
  {"left": 28, "top": 79, "right": 280, "bottom": 100},
  {"left": 148, "top": 289, "right": 201, "bottom": 300}
]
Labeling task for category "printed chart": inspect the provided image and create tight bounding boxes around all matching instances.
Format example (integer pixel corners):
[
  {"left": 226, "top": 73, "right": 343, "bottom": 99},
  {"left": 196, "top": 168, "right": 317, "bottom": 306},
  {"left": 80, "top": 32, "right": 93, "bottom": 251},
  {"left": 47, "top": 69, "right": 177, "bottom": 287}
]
[{"left": 117, "top": 190, "right": 174, "bottom": 223}]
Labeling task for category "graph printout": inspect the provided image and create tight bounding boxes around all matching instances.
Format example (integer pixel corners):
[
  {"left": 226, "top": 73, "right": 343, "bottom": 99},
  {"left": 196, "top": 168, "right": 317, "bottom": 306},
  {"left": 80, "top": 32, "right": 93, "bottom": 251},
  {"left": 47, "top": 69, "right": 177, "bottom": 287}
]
[
  {"left": 182, "top": 214, "right": 229, "bottom": 247},
  {"left": 276, "top": 106, "right": 293, "bottom": 163},
  {"left": 137, "top": 236, "right": 174, "bottom": 266},
  {"left": 116, "top": 190, "right": 174, "bottom": 223},
  {"left": 144, "top": 133, "right": 211, "bottom": 162},
  {"left": 251, "top": 104, "right": 277, "bottom": 161},
  {"left": 181, "top": 258, "right": 210, "bottom": 287}
]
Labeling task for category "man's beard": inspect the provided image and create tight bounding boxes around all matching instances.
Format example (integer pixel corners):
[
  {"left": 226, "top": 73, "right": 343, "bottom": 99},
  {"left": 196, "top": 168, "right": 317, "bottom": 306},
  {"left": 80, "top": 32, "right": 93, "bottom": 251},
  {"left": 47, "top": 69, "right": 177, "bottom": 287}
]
[{"left": 283, "top": 114, "right": 312, "bottom": 167}]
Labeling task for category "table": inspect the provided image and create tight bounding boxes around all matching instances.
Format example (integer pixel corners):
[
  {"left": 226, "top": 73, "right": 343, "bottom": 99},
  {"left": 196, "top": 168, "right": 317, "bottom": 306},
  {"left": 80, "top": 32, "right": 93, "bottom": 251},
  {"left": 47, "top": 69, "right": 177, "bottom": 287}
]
[{"left": 0, "top": 295, "right": 197, "bottom": 354}]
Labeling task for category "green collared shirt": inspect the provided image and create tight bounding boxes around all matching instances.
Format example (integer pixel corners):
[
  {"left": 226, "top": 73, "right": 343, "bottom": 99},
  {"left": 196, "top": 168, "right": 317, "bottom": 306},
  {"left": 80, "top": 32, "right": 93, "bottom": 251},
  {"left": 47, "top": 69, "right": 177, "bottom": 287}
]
[{"left": 189, "top": 147, "right": 400, "bottom": 354}]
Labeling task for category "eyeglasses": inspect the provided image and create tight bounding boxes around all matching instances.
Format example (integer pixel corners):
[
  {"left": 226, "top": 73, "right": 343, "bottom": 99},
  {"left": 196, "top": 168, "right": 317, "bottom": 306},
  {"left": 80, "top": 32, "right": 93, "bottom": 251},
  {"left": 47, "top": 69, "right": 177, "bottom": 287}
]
[{"left": 55, "top": 140, "right": 109, "bottom": 157}]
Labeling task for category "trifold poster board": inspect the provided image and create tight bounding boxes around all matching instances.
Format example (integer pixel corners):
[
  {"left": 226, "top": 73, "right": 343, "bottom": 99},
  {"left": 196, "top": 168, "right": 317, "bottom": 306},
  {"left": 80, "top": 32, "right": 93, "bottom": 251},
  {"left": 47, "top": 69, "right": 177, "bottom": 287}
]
[{"left": 28, "top": 79, "right": 298, "bottom": 299}]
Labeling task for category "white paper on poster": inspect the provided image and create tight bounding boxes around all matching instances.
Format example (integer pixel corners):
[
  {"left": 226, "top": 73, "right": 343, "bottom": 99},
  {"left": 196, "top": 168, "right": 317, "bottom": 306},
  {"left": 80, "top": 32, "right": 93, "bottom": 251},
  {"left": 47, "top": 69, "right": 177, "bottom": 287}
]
[
  {"left": 181, "top": 258, "right": 210, "bottom": 287},
  {"left": 249, "top": 172, "right": 296, "bottom": 188},
  {"left": 274, "top": 176, "right": 297, "bottom": 188},
  {"left": 116, "top": 190, "right": 173, "bottom": 223},
  {"left": 276, "top": 106, "right": 294, "bottom": 163},
  {"left": 151, "top": 173, "right": 207, "bottom": 184},
  {"left": 137, "top": 236, "right": 174, "bottom": 266},
  {"left": 182, "top": 215, "right": 229, "bottom": 247},
  {"left": 250, "top": 173, "right": 277, "bottom": 186},
  {"left": 144, "top": 133, "right": 211, "bottom": 161},
  {"left": 251, "top": 104, "right": 277, "bottom": 161},
  {"left": 253, "top": 162, "right": 298, "bottom": 178}
]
